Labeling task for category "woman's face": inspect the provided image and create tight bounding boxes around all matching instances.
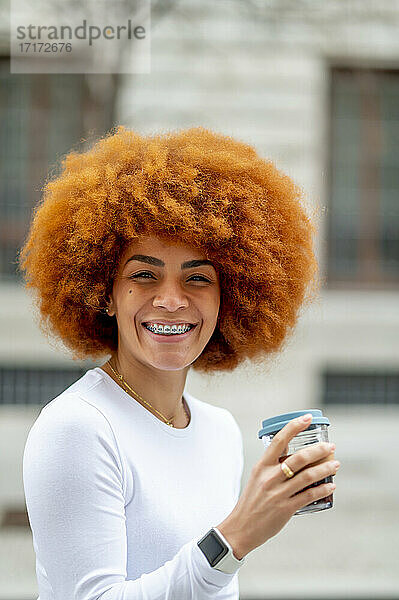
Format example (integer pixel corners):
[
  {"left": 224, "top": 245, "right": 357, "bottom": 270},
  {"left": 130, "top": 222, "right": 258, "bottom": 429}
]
[{"left": 107, "top": 235, "right": 221, "bottom": 371}]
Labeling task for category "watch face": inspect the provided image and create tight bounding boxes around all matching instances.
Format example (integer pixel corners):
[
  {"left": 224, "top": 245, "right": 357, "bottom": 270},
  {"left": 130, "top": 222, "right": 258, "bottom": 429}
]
[{"left": 197, "top": 529, "right": 228, "bottom": 567}]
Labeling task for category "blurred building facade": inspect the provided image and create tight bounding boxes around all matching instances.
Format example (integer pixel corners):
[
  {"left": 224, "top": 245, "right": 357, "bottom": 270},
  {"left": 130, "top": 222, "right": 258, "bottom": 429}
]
[{"left": 0, "top": 1, "right": 398, "bottom": 598}]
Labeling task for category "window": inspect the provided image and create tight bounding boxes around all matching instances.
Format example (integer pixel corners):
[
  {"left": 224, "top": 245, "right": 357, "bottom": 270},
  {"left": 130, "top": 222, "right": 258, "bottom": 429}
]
[
  {"left": 327, "top": 66, "right": 399, "bottom": 289},
  {"left": 0, "top": 365, "right": 93, "bottom": 405},
  {"left": 0, "top": 56, "right": 117, "bottom": 281},
  {"left": 323, "top": 370, "right": 399, "bottom": 406}
]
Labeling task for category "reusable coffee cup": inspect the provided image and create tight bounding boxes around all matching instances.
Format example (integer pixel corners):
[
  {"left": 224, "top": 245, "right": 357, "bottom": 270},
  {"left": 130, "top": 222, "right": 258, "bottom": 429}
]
[{"left": 258, "top": 409, "right": 334, "bottom": 515}]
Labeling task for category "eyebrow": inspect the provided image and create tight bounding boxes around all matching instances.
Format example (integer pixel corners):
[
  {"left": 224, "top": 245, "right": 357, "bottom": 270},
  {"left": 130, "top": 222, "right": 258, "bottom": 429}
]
[{"left": 124, "top": 254, "right": 216, "bottom": 270}]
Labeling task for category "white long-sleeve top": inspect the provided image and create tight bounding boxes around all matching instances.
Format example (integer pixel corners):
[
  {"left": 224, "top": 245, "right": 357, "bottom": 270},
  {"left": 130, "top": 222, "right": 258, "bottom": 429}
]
[{"left": 23, "top": 366, "right": 245, "bottom": 600}]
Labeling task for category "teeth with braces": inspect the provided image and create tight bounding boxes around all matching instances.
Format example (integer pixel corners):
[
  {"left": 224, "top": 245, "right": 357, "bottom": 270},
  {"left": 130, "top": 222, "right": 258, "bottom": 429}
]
[{"left": 145, "top": 324, "right": 192, "bottom": 335}]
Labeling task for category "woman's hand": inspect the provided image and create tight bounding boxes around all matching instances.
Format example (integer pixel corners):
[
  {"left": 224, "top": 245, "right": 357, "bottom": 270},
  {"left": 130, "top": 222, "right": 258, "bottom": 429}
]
[{"left": 217, "top": 415, "right": 340, "bottom": 559}]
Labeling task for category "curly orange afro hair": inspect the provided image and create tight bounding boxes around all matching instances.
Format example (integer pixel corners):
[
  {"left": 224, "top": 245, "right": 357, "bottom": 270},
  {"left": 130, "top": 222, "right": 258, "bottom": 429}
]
[{"left": 18, "top": 125, "right": 320, "bottom": 374}]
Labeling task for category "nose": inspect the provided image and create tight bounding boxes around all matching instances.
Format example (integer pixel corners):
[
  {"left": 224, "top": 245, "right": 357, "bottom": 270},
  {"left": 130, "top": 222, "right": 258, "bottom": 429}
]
[{"left": 152, "top": 281, "right": 190, "bottom": 312}]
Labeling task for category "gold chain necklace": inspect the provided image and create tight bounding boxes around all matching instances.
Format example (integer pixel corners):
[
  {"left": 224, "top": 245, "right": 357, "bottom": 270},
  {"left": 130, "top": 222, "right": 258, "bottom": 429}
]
[{"left": 106, "top": 359, "right": 189, "bottom": 428}]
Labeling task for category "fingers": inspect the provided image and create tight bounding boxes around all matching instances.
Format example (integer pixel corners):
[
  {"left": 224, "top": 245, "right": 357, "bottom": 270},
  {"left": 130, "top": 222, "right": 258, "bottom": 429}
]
[
  {"left": 262, "top": 414, "right": 313, "bottom": 466},
  {"left": 285, "top": 457, "right": 339, "bottom": 502},
  {"left": 279, "top": 441, "right": 336, "bottom": 482},
  {"left": 288, "top": 479, "right": 337, "bottom": 513}
]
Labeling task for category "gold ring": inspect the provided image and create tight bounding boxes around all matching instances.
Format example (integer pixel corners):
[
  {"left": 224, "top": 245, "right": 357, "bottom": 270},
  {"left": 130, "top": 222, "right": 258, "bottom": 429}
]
[{"left": 280, "top": 461, "right": 295, "bottom": 479}]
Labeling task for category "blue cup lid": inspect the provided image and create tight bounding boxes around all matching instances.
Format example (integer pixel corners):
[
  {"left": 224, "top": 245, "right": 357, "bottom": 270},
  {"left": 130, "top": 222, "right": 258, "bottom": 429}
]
[{"left": 258, "top": 409, "right": 330, "bottom": 439}]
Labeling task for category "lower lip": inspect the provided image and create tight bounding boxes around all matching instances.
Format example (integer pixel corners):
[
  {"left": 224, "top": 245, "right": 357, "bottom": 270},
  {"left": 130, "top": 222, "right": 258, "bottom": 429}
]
[{"left": 141, "top": 324, "right": 197, "bottom": 343}]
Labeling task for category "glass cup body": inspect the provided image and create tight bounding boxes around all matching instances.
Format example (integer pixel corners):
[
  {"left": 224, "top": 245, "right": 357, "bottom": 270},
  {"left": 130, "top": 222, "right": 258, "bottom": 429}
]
[{"left": 261, "top": 423, "right": 334, "bottom": 515}]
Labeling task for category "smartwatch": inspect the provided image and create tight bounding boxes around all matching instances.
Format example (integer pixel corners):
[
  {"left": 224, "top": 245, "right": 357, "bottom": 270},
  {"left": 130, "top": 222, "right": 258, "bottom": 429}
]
[{"left": 197, "top": 527, "right": 246, "bottom": 574}]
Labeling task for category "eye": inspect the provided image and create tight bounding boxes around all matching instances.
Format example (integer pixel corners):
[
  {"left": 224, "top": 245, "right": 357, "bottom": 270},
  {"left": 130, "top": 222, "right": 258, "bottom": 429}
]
[
  {"left": 129, "top": 271, "right": 211, "bottom": 282},
  {"left": 189, "top": 275, "right": 212, "bottom": 282},
  {"left": 129, "top": 271, "right": 154, "bottom": 279}
]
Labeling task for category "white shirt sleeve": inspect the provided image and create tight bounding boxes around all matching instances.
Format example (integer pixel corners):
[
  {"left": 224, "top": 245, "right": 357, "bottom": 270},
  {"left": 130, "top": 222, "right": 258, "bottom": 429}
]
[{"left": 23, "top": 396, "right": 240, "bottom": 600}]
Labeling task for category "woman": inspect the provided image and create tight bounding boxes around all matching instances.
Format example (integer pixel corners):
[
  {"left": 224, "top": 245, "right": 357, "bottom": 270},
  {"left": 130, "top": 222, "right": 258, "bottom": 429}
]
[{"left": 19, "top": 126, "right": 336, "bottom": 599}]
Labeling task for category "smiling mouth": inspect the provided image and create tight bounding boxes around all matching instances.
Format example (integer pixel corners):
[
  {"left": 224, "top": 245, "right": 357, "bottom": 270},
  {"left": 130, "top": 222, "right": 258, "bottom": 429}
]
[{"left": 141, "top": 323, "right": 197, "bottom": 340}]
